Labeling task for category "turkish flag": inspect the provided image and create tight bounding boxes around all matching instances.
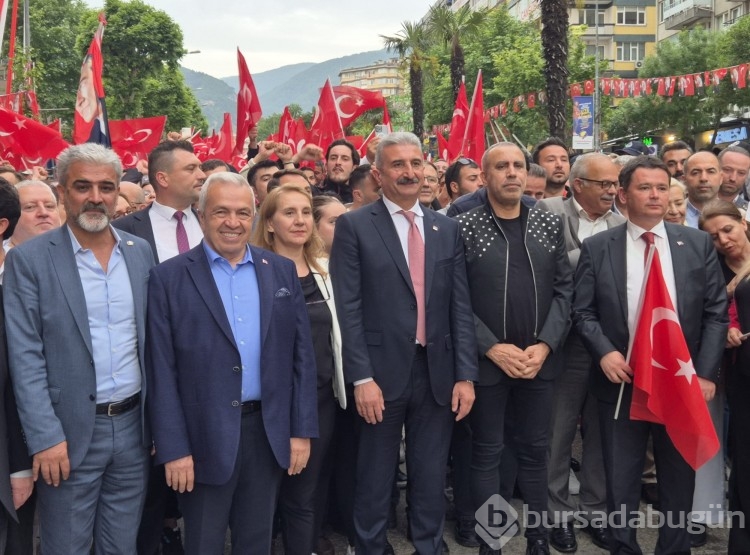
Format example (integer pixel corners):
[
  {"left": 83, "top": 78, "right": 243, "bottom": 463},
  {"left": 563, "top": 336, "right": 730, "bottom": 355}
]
[
  {"left": 447, "top": 81, "right": 469, "bottom": 163},
  {"left": 584, "top": 80, "right": 595, "bottom": 95},
  {"left": 308, "top": 78, "right": 344, "bottom": 152},
  {"left": 460, "top": 71, "right": 485, "bottom": 164},
  {"left": 46, "top": 119, "right": 61, "bottom": 134},
  {"left": 382, "top": 103, "right": 392, "bottom": 132},
  {"left": 109, "top": 115, "right": 166, "bottom": 168},
  {"left": 628, "top": 247, "right": 720, "bottom": 470},
  {"left": 0, "top": 108, "right": 69, "bottom": 161},
  {"left": 331, "top": 85, "right": 385, "bottom": 127},
  {"left": 436, "top": 132, "right": 449, "bottom": 162},
  {"left": 234, "top": 48, "right": 262, "bottom": 155},
  {"left": 278, "top": 106, "right": 294, "bottom": 146},
  {"left": 73, "top": 14, "right": 110, "bottom": 146},
  {"left": 527, "top": 93, "right": 536, "bottom": 109},
  {"left": 209, "top": 112, "right": 233, "bottom": 162}
]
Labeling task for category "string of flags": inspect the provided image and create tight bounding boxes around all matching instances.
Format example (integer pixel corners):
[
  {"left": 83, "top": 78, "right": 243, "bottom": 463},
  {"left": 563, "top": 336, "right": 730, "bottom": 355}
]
[{"left": 432, "top": 62, "right": 750, "bottom": 135}]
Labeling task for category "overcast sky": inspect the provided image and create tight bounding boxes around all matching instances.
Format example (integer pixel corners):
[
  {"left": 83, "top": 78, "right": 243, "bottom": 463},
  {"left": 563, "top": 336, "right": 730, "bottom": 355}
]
[{"left": 90, "top": 0, "right": 436, "bottom": 78}]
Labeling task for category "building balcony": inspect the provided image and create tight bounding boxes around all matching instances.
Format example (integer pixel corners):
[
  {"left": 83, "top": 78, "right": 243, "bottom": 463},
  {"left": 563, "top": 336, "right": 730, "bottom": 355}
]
[
  {"left": 578, "top": 23, "right": 615, "bottom": 36},
  {"left": 664, "top": 5, "right": 713, "bottom": 29}
]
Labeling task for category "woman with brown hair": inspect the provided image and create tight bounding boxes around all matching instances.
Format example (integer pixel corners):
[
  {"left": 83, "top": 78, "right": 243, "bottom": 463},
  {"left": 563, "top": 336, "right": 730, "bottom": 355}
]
[{"left": 251, "top": 184, "right": 345, "bottom": 555}]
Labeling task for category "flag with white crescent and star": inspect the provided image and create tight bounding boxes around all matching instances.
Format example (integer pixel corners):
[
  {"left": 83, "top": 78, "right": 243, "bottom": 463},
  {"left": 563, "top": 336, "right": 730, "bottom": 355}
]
[
  {"left": 234, "top": 48, "right": 262, "bottom": 156},
  {"left": 73, "top": 13, "right": 110, "bottom": 146},
  {"left": 628, "top": 244, "right": 720, "bottom": 470},
  {"left": 109, "top": 116, "right": 166, "bottom": 168},
  {"left": 331, "top": 85, "right": 385, "bottom": 127}
]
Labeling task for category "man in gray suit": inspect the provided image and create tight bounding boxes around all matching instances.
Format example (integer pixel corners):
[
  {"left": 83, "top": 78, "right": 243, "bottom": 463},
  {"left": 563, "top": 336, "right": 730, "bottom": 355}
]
[
  {"left": 4, "top": 143, "right": 155, "bottom": 554},
  {"left": 536, "top": 153, "right": 624, "bottom": 552},
  {"left": 573, "top": 156, "right": 727, "bottom": 554}
]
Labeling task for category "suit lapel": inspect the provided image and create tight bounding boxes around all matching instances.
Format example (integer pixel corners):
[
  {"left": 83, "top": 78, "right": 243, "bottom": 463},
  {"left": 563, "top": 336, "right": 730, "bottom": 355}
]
[
  {"left": 134, "top": 207, "right": 158, "bottom": 262},
  {"left": 665, "top": 225, "right": 687, "bottom": 319},
  {"left": 48, "top": 227, "right": 94, "bottom": 356},
  {"left": 423, "top": 209, "right": 438, "bottom": 302},
  {"left": 250, "top": 246, "right": 274, "bottom": 346},
  {"left": 186, "top": 246, "right": 237, "bottom": 347},
  {"left": 608, "top": 225, "right": 629, "bottom": 324},
  {"left": 563, "top": 200, "right": 582, "bottom": 248},
  {"left": 371, "top": 200, "right": 414, "bottom": 294}
]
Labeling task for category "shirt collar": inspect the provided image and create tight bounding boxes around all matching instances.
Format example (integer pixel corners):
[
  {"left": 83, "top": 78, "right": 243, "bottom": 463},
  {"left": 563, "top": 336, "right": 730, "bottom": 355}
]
[
  {"left": 570, "top": 196, "right": 613, "bottom": 222},
  {"left": 626, "top": 219, "right": 667, "bottom": 242},
  {"left": 202, "top": 240, "right": 253, "bottom": 266},
  {"left": 686, "top": 200, "right": 701, "bottom": 217},
  {"left": 151, "top": 200, "right": 192, "bottom": 222},
  {"left": 382, "top": 195, "right": 423, "bottom": 218},
  {"left": 66, "top": 224, "right": 122, "bottom": 254}
]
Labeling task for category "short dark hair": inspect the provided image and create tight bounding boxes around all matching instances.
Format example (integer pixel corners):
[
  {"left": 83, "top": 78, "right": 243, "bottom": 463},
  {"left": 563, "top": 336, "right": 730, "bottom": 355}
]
[
  {"left": 326, "top": 139, "right": 360, "bottom": 166},
  {"left": 618, "top": 156, "right": 670, "bottom": 190},
  {"left": 531, "top": 137, "right": 568, "bottom": 164},
  {"left": 659, "top": 140, "right": 693, "bottom": 159},
  {"left": 148, "top": 140, "right": 195, "bottom": 187},
  {"left": 0, "top": 178, "right": 20, "bottom": 239},
  {"left": 444, "top": 158, "right": 479, "bottom": 199},
  {"left": 349, "top": 164, "right": 372, "bottom": 191},
  {"left": 246, "top": 160, "right": 280, "bottom": 188},
  {"left": 266, "top": 169, "right": 309, "bottom": 194},
  {"left": 201, "top": 158, "right": 230, "bottom": 173}
]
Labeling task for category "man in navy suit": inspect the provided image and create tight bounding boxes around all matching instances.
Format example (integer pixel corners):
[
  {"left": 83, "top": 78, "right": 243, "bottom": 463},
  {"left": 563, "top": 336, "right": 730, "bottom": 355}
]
[
  {"left": 574, "top": 156, "right": 727, "bottom": 554},
  {"left": 145, "top": 171, "right": 318, "bottom": 554},
  {"left": 331, "top": 132, "right": 478, "bottom": 555}
]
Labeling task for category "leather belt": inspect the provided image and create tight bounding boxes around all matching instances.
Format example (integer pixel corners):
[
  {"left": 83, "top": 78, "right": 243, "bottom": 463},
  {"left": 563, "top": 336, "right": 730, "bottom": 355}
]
[
  {"left": 241, "top": 400, "right": 262, "bottom": 414},
  {"left": 96, "top": 392, "right": 140, "bottom": 416}
]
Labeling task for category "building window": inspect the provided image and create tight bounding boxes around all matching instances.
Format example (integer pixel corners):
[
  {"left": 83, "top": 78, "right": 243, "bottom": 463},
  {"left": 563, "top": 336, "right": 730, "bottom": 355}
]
[
  {"left": 578, "top": 8, "right": 605, "bottom": 26},
  {"left": 616, "top": 41, "right": 645, "bottom": 61},
  {"left": 617, "top": 6, "right": 646, "bottom": 25},
  {"left": 585, "top": 44, "right": 605, "bottom": 59},
  {"left": 722, "top": 6, "right": 743, "bottom": 26}
]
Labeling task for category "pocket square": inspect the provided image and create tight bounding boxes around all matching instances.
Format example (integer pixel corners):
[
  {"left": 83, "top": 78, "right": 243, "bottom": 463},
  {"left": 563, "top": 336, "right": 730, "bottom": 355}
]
[{"left": 275, "top": 288, "right": 291, "bottom": 298}]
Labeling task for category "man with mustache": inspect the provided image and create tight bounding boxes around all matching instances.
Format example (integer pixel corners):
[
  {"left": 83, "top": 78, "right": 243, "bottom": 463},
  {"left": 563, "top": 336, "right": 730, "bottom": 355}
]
[
  {"left": 536, "top": 153, "right": 624, "bottom": 553},
  {"left": 456, "top": 142, "right": 572, "bottom": 555},
  {"left": 331, "top": 132, "right": 478, "bottom": 555},
  {"left": 684, "top": 150, "right": 721, "bottom": 228},
  {"left": 3, "top": 144, "right": 155, "bottom": 553},
  {"left": 659, "top": 140, "right": 693, "bottom": 184},
  {"left": 322, "top": 139, "right": 359, "bottom": 204}
]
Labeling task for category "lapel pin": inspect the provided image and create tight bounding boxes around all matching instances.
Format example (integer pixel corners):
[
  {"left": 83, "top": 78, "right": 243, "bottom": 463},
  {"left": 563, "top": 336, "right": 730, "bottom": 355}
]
[
  {"left": 126, "top": 241, "right": 134, "bottom": 246},
  {"left": 677, "top": 241, "right": 684, "bottom": 246},
  {"left": 432, "top": 225, "right": 438, "bottom": 231},
  {"left": 262, "top": 258, "right": 268, "bottom": 265}
]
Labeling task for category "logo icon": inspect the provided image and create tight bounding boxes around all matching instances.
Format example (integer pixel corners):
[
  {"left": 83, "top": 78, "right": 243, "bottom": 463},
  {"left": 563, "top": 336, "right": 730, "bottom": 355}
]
[{"left": 475, "top": 494, "right": 519, "bottom": 549}]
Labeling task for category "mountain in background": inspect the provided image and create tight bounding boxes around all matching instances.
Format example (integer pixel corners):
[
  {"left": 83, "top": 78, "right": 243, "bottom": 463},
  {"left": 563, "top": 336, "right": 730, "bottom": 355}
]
[{"left": 181, "top": 48, "right": 394, "bottom": 132}]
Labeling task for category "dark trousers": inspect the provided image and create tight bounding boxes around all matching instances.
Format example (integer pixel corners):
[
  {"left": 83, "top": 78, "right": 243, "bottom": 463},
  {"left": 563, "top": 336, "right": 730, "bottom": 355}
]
[
  {"left": 179, "top": 410, "right": 283, "bottom": 555},
  {"left": 5, "top": 489, "right": 34, "bottom": 555},
  {"left": 728, "top": 371, "right": 750, "bottom": 554},
  {"left": 328, "top": 397, "right": 358, "bottom": 546},
  {"left": 471, "top": 376, "right": 553, "bottom": 542},
  {"left": 450, "top": 418, "right": 474, "bottom": 522},
  {"left": 354, "top": 348, "right": 454, "bottom": 555},
  {"left": 598, "top": 398, "right": 694, "bottom": 555},
  {"left": 280, "top": 383, "right": 336, "bottom": 555}
]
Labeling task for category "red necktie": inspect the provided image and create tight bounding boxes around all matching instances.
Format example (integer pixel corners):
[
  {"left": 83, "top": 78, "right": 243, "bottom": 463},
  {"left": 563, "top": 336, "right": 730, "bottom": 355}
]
[
  {"left": 174, "top": 211, "right": 190, "bottom": 254},
  {"left": 399, "top": 210, "right": 426, "bottom": 346},
  {"left": 642, "top": 231, "right": 655, "bottom": 267}
]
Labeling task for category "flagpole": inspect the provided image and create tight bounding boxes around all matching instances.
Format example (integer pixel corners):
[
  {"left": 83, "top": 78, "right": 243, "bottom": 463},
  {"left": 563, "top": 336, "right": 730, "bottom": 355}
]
[
  {"left": 5, "top": 0, "right": 18, "bottom": 95},
  {"left": 615, "top": 243, "right": 655, "bottom": 420}
]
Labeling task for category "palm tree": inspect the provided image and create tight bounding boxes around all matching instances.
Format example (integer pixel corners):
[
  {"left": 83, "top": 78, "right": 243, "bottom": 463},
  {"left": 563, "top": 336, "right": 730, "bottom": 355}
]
[
  {"left": 541, "top": 0, "right": 569, "bottom": 139},
  {"left": 381, "top": 20, "right": 429, "bottom": 137},
  {"left": 427, "top": 4, "right": 487, "bottom": 104}
]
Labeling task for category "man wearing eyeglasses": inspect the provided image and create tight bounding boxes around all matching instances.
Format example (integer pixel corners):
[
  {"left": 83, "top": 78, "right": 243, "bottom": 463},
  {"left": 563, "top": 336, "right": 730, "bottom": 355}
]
[{"left": 536, "top": 153, "right": 624, "bottom": 553}]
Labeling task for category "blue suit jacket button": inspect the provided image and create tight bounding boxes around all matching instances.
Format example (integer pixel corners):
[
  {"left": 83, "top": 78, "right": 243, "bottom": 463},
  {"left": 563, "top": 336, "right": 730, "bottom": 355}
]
[
  {"left": 233, "top": 366, "right": 240, "bottom": 373},
  {"left": 231, "top": 400, "right": 239, "bottom": 407},
  {"left": 89, "top": 394, "right": 95, "bottom": 401}
]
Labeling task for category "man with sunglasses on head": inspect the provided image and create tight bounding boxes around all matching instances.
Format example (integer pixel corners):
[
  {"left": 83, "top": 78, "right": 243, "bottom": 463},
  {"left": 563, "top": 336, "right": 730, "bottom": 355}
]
[{"left": 536, "top": 153, "right": 624, "bottom": 553}]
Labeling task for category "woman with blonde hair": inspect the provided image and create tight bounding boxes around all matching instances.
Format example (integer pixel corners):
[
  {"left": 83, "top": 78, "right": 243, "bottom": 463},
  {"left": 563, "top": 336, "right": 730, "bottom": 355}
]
[{"left": 251, "top": 184, "right": 345, "bottom": 555}]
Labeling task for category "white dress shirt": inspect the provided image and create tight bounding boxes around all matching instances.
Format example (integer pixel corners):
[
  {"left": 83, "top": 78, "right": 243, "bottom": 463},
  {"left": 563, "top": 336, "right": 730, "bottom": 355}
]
[
  {"left": 148, "top": 200, "right": 203, "bottom": 261},
  {"left": 382, "top": 195, "right": 425, "bottom": 266},
  {"left": 570, "top": 196, "right": 613, "bottom": 242}
]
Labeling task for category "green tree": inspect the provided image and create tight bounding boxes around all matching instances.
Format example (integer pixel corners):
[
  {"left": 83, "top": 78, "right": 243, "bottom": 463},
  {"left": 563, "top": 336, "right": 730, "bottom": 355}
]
[
  {"left": 141, "top": 67, "right": 208, "bottom": 132},
  {"left": 427, "top": 4, "right": 487, "bottom": 103},
  {"left": 76, "top": 0, "right": 186, "bottom": 119},
  {"left": 541, "top": 0, "right": 569, "bottom": 139},
  {"left": 382, "top": 20, "right": 432, "bottom": 137}
]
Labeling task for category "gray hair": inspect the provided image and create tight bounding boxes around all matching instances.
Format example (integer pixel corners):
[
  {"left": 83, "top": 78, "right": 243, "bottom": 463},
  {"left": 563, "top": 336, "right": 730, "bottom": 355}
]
[
  {"left": 528, "top": 163, "right": 546, "bottom": 179},
  {"left": 718, "top": 144, "right": 750, "bottom": 161},
  {"left": 374, "top": 132, "right": 421, "bottom": 170},
  {"left": 481, "top": 142, "right": 520, "bottom": 170},
  {"left": 57, "top": 144, "right": 122, "bottom": 188},
  {"left": 613, "top": 154, "right": 635, "bottom": 168},
  {"left": 198, "top": 171, "right": 255, "bottom": 214},
  {"left": 15, "top": 179, "right": 56, "bottom": 197},
  {"left": 569, "top": 152, "right": 613, "bottom": 184}
]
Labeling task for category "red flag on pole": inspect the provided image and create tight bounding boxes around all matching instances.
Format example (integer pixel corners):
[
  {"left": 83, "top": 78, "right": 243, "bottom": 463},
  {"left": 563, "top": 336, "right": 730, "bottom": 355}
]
[
  {"left": 447, "top": 80, "right": 469, "bottom": 163},
  {"left": 331, "top": 85, "right": 385, "bottom": 127},
  {"left": 461, "top": 71, "right": 485, "bottom": 164},
  {"left": 210, "top": 113, "right": 234, "bottom": 162},
  {"left": 628, "top": 246, "right": 720, "bottom": 470},
  {"left": 73, "top": 13, "right": 110, "bottom": 146},
  {"left": 109, "top": 116, "right": 166, "bottom": 168},
  {"left": 0, "top": 108, "right": 69, "bottom": 160},
  {"left": 308, "top": 79, "right": 345, "bottom": 152},
  {"left": 234, "top": 48, "right": 262, "bottom": 155}
]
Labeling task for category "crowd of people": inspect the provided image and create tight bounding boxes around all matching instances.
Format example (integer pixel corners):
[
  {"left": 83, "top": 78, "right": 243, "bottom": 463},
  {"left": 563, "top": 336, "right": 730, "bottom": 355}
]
[{"left": 0, "top": 127, "right": 745, "bottom": 555}]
